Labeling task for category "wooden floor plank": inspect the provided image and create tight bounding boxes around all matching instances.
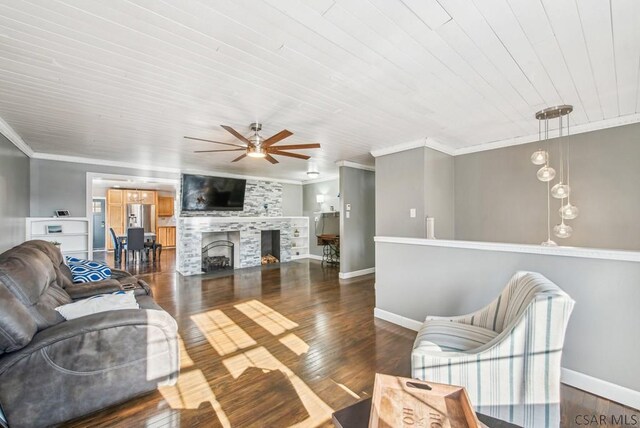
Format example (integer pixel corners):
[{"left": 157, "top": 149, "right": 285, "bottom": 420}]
[{"left": 66, "top": 250, "right": 637, "bottom": 427}]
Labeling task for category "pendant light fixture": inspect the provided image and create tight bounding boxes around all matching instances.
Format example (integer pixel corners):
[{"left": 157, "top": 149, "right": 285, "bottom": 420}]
[{"left": 532, "top": 105, "right": 578, "bottom": 245}]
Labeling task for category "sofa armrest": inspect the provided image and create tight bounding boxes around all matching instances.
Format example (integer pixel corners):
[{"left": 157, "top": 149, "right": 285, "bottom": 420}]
[
  {"left": 0, "top": 308, "right": 178, "bottom": 428},
  {"left": 65, "top": 279, "right": 123, "bottom": 300}
]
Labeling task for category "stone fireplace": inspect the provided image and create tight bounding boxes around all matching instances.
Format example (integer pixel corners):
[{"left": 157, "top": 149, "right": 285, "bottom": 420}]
[{"left": 178, "top": 217, "right": 302, "bottom": 276}]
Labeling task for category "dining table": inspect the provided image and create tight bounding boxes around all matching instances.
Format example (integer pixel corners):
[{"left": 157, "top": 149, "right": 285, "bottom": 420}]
[{"left": 115, "top": 232, "right": 158, "bottom": 263}]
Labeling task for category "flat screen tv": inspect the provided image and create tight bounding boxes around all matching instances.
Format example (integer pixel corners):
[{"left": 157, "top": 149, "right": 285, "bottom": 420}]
[{"left": 181, "top": 174, "right": 247, "bottom": 212}]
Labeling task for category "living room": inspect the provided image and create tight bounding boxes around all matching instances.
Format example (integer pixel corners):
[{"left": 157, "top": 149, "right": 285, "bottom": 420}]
[{"left": 0, "top": 1, "right": 639, "bottom": 427}]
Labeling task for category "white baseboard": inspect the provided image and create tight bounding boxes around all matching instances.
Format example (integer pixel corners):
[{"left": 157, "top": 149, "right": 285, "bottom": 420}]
[
  {"left": 561, "top": 368, "right": 640, "bottom": 411},
  {"left": 339, "top": 267, "right": 375, "bottom": 279},
  {"left": 375, "top": 308, "right": 640, "bottom": 410},
  {"left": 374, "top": 308, "right": 423, "bottom": 331},
  {"left": 307, "top": 254, "right": 323, "bottom": 261}
]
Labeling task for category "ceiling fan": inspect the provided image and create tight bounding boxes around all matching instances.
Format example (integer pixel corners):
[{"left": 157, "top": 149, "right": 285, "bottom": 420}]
[{"left": 184, "top": 123, "right": 320, "bottom": 164}]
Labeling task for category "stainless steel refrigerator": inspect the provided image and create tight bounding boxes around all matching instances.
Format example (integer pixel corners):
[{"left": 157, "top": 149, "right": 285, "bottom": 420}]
[{"left": 126, "top": 204, "right": 156, "bottom": 234}]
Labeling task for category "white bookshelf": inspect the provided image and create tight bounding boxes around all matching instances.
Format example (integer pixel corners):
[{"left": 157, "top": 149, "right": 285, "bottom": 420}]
[
  {"left": 26, "top": 217, "right": 92, "bottom": 259},
  {"left": 289, "top": 217, "right": 310, "bottom": 260}
]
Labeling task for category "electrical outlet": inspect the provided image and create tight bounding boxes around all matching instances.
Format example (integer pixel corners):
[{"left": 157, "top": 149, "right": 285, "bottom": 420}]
[{"left": 410, "top": 208, "right": 416, "bottom": 218}]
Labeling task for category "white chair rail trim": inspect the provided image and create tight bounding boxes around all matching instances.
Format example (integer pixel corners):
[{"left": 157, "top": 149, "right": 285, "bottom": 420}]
[{"left": 374, "top": 236, "right": 640, "bottom": 263}]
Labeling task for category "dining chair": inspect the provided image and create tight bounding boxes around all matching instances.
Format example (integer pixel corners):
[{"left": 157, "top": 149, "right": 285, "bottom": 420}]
[
  {"left": 124, "top": 227, "right": 145, "bottom": 264},
  {"left": 109, "top": 228, "right": 122, "bottom": 264}
]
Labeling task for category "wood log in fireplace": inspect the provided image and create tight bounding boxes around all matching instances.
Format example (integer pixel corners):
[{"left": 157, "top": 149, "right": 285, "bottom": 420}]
[{"left": 261, "top": 254, "right": 279, "bottom": 265}]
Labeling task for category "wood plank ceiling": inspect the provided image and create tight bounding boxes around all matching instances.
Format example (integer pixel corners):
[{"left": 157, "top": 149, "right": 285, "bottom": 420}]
[{"left": 0, "top": 0, "right": 638, "bottom": 180}]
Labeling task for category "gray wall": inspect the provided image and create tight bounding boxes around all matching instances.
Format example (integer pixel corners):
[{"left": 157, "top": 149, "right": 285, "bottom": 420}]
[
  {"left": 0, "top": 134, "right": 30, "bottom": 252},
  {"left": 30, "top": 159, "right": 177, "bottom": 217},
  {"left": 375, "top": 241, "right": 640, "bottom": 392},
  {"left": 424, "top": 147, "right": 455, "bottom": 239},
  {"left": 375, "top": 146, "right": 455, "bottom": 239},
  {"left": 302, "top": 179, "right": 340, "bottom": 257},
  {"left": 375, "top": 148, "right": 425, "bottom": 237},
  {"left": 30, "top": 159, "right": 303, "bottom": 219},
  {"left": 340, "top": 167, "right": 375, "bottom": 273},
  {"left": 455, "top": 122, "right": 640, "bottom": 250},
  {"left": 282, "top": 183, "right": 302, "bottom": 217}
]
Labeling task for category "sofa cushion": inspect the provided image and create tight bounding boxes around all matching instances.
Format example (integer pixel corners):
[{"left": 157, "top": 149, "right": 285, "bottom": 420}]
[
  {"left": 414, "top": 319, "right": 498, "bottom": 353},
  {"left": 0, "top": 283, "right": 37, "bottom": 354},
  {"left": 20, "top": 240, "right": 74, "bottom": 289},
  {"left": 0, "top": 246, "right": 71, "bottom": 330},
  {"left": 65, "top": 256, "right": 112, "bottom": 283}
]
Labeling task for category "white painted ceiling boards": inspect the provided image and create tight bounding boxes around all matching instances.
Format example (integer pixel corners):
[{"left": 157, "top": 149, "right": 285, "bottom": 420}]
[{"left": 0, "top": 0, "right": 639, "bottom": 180}]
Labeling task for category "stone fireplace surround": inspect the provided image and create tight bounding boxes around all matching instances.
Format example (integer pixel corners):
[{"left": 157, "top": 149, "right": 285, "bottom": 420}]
[{"left": 177, "top": 216, "right": 305, "bottom": 276}]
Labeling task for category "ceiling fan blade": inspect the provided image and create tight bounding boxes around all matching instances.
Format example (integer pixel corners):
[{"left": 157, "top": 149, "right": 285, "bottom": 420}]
[
  {"left": 264, "top": 154, "right": 279, "bottom": 164},
  {"left": 270, "top": 151, "right": 311, "bottom": 160},
  {"left": 184, "top": 136, "right": 246, "bottom": 148},
  {"left": 268, "top": 143, "right": 321, "bottom": 150},
  {"left": 262, "top": 129, "right": 293, "bottom": 147},
  {"left": 194, "top": 148, "right": 245, "bottom": 153},
  {"left": 221, "top": 125, "right": 252, "bottom": 145},
  {"left": 231, "top": 153, "right": 247, "bottom": 162}
]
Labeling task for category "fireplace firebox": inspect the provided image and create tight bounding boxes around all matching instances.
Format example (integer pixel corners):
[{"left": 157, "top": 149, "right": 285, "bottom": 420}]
[
  {"left": 261, "top": 230, "right": 280, "bottom": 264},
  {"left": 202, "top": 240, "right": 234, "bottom": 272}
]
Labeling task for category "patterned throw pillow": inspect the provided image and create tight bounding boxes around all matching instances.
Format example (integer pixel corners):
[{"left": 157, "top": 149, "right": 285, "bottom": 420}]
[{"left": 65, "top": 256, "right": 112, "bottom": 283}]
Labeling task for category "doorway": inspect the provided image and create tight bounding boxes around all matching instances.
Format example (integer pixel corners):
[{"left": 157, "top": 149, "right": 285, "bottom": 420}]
[{"left": 92, "top": 198, "right": 106, "bottom": 250}]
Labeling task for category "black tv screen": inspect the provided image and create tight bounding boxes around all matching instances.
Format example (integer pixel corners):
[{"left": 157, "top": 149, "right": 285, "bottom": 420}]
[{"left": 181, "top": 174, "right": 247, "bottom": 212}]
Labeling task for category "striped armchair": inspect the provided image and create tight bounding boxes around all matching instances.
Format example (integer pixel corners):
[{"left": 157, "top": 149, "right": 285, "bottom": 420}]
[{"left": 411, "top": 271, "right": 575, "bottom": 428}]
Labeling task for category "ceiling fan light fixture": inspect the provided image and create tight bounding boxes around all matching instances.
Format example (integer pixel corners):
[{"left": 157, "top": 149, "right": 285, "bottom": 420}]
[{"left": 247, "top": 146, "right": 267, "bottom": 158}]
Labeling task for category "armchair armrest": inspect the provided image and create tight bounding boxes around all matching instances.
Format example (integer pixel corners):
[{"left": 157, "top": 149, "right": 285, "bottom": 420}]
[
  {"left": 0, "top": 309, "right": 178, "bottom": 428},
  {"left": 65, "top": 279, "right": 123, "bottom": 300}
]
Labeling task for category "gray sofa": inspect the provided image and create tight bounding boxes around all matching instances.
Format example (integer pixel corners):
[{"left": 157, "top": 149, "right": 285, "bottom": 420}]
[{"left": 0, "top": 240, "right": 179, "bottom": 428}]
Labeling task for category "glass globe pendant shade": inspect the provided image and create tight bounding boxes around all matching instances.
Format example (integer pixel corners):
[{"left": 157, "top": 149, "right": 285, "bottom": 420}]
[
  {"left": 559, "top": 203, "right": 579, "bottom": 220},
  {"left": 531, "top": 150, "right": 548, "bottom": 165},
  {"left": 551, "top": 182, "right": 570, "bottom": 199},
  {"left": 541, "top": 239, "right": 557, "bottom": 247},
  {"left": 553, "top": 221, "right": 573, "bottom": 239},
  {"left": 537, "top": 166, "right": 556, "bottom": 182}
]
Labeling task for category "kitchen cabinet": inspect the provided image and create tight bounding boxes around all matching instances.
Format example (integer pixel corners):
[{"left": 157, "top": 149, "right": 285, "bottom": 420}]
[
  {"left": 157, "top": 226, "right": 176, "bottom": 247},
  {"left": 157, "top": 196, "right": 174, "bottom": 217},
  {"left": 106, "top": 189, "right": 124, "bottom": 250}
]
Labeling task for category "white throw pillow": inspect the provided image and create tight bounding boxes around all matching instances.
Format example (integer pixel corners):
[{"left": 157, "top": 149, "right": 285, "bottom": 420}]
[{"left": 55, "top": 291, "right": 139, "bottom": 320}]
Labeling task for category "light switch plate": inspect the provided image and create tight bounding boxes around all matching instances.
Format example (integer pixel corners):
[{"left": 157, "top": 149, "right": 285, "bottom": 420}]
[
  {"left": 346, "top": 212, "right": 351, "bottom": 218},
  {"left": 410, "top": 208, "right": 416, "bottom": 218}
]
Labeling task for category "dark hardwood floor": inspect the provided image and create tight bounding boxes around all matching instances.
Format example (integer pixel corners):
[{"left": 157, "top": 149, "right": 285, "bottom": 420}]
[{"left": 71, "top": 250, "right": 637, "bottom": 427}]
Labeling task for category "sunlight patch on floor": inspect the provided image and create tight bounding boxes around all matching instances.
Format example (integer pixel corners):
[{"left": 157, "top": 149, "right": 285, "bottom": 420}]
[
  {"left": 178, "top": 335, "right": 194, "bottom": 369},
  {"left": 159, "top": 369, "right": 231, "bottom": 428},
  {"left": 234, "top": 300, "right": 298, "bottom": 335},
  {"left": 331, "top": 380, "right": 360, "bottom": 399},
  {"left": 279, "top": 333, "right": 310, "bottom": 356},
  {"left": 222, "top": 346, "right": 333, "bottom": 427},
  {"left": 191, "top": 310, "right": 256, "bottom": 356}
]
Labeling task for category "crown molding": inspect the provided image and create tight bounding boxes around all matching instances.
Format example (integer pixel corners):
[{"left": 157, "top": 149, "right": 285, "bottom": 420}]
[
  {"left": 371, "top": 113, "right": 640, "bottom": 158},
  {"left": 370, "top": 137, "right": 456, "bottom": 158},
  {"left": 302, "top": 174, "right": 340, "bottom": 185},
  {"left": 455, "top": 112, "right": 640, "bottom": 155},
  {"left": 31, "top": 152, "right": 303, "bottom": 185},
  {"left": 335, "top": 160, "right": 375, "bottom": 171},
  {"left": 0, "top": 117, "right": 34, "bottom": 157}
]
